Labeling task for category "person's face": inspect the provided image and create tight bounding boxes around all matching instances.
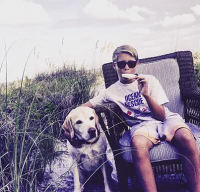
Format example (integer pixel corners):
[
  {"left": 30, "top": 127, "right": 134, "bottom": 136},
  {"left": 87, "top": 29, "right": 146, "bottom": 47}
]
[{"left": 113, "top": 52, "right": 138, "bottom": 84}]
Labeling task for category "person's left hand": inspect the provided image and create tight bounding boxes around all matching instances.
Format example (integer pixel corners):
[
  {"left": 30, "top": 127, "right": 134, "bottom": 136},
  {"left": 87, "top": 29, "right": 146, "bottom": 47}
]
[{"left": 136, "top": 76, "right": 149, "bottom": 96}]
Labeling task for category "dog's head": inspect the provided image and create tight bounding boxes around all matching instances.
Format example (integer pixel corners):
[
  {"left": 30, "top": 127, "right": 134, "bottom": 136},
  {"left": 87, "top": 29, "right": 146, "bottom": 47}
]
[{"left": 62, "top": 107, "right": 100, "bottom": 142}]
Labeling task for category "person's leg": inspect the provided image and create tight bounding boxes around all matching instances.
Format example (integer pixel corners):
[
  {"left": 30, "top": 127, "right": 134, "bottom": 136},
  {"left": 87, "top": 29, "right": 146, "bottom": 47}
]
[
  {"left": 172, "top": 128, "right": 200, "bottom": 192},
  {"left": 131, "top": 135, "right": 157, "bottom": 192}
]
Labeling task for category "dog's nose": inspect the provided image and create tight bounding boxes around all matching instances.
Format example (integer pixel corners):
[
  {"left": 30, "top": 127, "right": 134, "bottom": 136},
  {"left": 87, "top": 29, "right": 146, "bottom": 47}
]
[{"left": 88, "top": 128, "right": 96, "bottom": 137}]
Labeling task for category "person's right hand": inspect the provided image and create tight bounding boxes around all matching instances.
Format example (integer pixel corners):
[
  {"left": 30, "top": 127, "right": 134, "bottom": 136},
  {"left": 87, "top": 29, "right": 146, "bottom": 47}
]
[{"left": 136, "top": 75, "right": 149, "bottom": 96}]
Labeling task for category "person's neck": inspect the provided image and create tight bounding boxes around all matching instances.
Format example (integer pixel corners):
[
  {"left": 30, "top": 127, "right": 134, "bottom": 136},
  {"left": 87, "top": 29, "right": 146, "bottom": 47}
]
[{"left": 120, "top": 79, "right": 136, "bottom": 84}]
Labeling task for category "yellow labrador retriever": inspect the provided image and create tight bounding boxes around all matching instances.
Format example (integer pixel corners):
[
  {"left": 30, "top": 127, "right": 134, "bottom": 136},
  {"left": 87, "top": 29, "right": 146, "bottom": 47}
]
[{"left": 62, "top": 106, "right": 113, "bottom": 192}]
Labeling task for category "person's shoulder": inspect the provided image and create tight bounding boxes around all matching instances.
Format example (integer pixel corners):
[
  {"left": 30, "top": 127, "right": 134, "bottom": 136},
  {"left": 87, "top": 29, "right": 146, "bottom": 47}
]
[{"left": 106, "top": 81, "right": 120, "bottom": 90}]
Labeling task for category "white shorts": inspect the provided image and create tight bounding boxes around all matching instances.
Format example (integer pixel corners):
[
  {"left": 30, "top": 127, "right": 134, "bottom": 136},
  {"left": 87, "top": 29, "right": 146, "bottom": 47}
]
[{"left": 130, "top": 113, "right": 191, "bottom": 144}]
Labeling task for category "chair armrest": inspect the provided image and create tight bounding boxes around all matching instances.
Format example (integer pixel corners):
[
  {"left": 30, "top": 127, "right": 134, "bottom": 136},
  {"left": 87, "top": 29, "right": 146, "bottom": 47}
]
[
  {"left": 94, "top": 103, "right": 128, "bottom": 150},
  {"left": 183, "top": 88, "right": 200, "bottom": 126},
  {"left": 94, "top": 103, "right": 131, "bottom": 192}
]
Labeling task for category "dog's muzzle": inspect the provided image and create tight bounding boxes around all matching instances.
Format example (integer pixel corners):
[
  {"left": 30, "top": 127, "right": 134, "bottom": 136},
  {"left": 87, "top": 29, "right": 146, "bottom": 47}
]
[{"left": 88, "top": 127, "right": 96, "bottom": 138}]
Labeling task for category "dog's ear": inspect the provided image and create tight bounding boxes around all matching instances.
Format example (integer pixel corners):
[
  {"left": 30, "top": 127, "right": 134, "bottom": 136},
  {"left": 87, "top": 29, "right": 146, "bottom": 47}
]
[{"left": 62, "top": 115, "right": 74, "bottom": 139}]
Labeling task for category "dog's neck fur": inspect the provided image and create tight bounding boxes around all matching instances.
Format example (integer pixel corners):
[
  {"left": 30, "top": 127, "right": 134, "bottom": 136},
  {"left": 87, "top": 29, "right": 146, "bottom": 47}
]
[{"left": 69, "top": 129, "right": 101, "bottom": 148}]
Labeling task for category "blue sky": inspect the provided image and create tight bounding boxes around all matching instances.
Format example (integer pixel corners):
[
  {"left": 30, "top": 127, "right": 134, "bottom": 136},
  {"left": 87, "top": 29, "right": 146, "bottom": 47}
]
[{"left": 0, "top": 0, "right": 200, "bottom": 82}]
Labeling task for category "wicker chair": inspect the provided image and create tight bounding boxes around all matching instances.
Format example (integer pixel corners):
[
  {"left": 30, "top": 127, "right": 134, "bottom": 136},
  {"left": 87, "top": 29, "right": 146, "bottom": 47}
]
[{"left": 94, "top": 51, "right": 200, "bottom": 192}]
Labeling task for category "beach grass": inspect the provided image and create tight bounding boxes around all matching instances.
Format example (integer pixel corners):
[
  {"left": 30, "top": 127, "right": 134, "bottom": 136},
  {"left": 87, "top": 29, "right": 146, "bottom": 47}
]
[{"left": 0, "top": 64, "right": 101, "bottom": 192}]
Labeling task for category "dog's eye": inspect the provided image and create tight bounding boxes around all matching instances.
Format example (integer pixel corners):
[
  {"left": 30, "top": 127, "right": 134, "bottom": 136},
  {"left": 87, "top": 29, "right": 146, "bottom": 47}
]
[
  {"left": 90, "top": 116, "right": 94, "bottom": 120},
  {"left": 76, "top": 120, "right": 82, "bottom": 124}
]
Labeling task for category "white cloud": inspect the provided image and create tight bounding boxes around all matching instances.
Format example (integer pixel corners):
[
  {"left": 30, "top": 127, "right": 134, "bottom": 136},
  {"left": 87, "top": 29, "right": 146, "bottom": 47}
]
[
  {"left": 160, "top": 14, "right": 196, "bottom": 27},
  {"left": 46, "top": 0, "right": 66, "bottom": 1},
  {"left": 127, "top": 6, "right": 155, "bottom": 16},
  {"left": 131, "top": 28, "right": 151, "bottom": 35},
  {"left": 126, "top": 6, "right": 155, "bottom": 21},
  {"left": 0, "top": 0, "right": 51, "bottom": 25},
  {"left": 83, "top": 0, "right": 125, "bottom": 20},
  {"left": 191, "top": 4, "right": 200, "bottom": 15},
  {"left": 83, "top": 0, "right": 155, "bottom": 21}
]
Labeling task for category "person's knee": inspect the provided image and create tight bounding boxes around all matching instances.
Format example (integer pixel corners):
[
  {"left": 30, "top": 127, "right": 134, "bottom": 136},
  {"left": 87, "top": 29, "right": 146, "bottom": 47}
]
[
  {"left": 131, "top": 135, "right": 153, "bottom": 157},
  {"left": 173, "top": 128, "right": 194, "bottom": 147}
]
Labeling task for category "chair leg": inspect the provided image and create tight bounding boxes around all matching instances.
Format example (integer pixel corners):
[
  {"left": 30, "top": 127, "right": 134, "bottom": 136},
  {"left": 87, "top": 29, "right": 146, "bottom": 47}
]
[
  {"left": 114, "top": 153, "right": 129, "bottom": 192},
  {"left": 118, "top": 172, "right": 129, "bottom": 192}
]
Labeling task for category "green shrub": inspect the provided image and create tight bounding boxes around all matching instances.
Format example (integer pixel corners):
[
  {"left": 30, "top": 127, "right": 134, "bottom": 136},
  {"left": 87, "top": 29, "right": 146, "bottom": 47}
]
[{"left": 193, "top": 51, "right": 200, "bottom": 87}]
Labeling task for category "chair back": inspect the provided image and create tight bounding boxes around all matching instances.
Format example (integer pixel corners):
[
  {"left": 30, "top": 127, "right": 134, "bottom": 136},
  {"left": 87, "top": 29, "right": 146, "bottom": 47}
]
[{"left": 102, "top": 51, "right": 197, "bottom": 118}]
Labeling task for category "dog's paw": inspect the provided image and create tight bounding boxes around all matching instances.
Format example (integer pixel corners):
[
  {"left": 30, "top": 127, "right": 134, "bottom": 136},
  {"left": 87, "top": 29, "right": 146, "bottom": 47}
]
[
  {"left": 104, "top": 184, "right": 113, "bottom": 192},
  {"left": 105, "top": 188, "right": 113, "bottom": 192},
  {"left": 74, "top": 189, "right": 83, "bottom": 192},
  {"left": 74, "top": 186, "right": 84, "bottom": 192}
]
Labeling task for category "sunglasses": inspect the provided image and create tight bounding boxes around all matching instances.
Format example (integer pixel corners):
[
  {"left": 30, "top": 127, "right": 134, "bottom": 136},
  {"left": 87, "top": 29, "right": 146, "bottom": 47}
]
[{"left": 115, "top": 60, "right": 137, "bottom": 69}]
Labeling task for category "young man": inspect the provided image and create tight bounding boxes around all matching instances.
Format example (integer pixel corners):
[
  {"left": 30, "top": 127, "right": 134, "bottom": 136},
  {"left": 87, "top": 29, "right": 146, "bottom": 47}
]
[
  {"left": 81, "top": 45, "right": 200, "bottom": 192},
  {"left": 69, "top": 45, "right": 200, "bottom": 192}
]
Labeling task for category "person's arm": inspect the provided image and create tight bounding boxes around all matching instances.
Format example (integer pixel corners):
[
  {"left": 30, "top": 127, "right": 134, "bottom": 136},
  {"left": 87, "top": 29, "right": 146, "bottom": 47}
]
[
  {"left": 81, "top": 101, "right": 94, "bottom": 108},
  {"left": 82, "top": 89, "right": 108, "bottom": 108},
  {"left": 143, "top": 95, "right": 165, "bottom": 121},
  {"left": 136, "top": 76, "right": 166, "bottom": 121}
]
